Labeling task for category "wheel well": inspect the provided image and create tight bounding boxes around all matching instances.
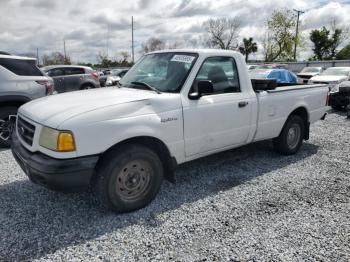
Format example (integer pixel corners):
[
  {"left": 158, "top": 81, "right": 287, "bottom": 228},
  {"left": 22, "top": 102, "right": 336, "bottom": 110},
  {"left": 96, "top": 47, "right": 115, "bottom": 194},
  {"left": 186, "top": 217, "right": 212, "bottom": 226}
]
[
  {"left": 0, "top": 100, "right": 26, "bottom": 109},
  {"left": 80, "top": 82, "right": 94, "bottom": 89},
  {"left": 289, "top": 107, "right": 310, "bottom": 140},
  {"left": 100, "top": 136, "right": 177, "bottom": 182}
]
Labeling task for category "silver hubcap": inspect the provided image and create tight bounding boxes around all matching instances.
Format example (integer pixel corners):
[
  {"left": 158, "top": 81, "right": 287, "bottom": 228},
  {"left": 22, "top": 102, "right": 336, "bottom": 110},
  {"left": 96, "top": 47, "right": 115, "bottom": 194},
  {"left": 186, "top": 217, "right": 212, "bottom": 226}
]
[
  {"left": 287, "top": 123, "right": 301, "bottom": 149},
  {"left": 115, "top": 160, "right": 152, "bottom": 201},
  {"left": 0, "top": 115, "right": 16, "bottom": 141}
]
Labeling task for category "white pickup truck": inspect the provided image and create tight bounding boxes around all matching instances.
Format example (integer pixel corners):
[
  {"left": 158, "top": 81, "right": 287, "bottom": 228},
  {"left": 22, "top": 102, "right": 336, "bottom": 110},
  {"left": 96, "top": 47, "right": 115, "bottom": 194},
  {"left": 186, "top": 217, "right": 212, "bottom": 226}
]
[{"left": 11, "top": 49, "right": 329, "bottom": 213}]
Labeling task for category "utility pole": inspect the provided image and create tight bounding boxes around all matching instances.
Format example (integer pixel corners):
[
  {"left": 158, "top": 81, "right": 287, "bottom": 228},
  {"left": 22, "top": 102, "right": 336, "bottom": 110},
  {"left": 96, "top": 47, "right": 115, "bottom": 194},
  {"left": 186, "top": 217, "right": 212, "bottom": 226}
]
[
  {"left": 293, "top": 9, "right": 304, "bottom": 61},
  {"left": 131, "top": 16, "right": 135, "bottom": 63},
  {"left": 36, "top": 48, "right": 39, "bottom": 66},
  {"left": 63, "top": 39, "right": 67, "bottom": 63},
  {"left": 106, "top": 23, "right": 110, "bottom": 59}
]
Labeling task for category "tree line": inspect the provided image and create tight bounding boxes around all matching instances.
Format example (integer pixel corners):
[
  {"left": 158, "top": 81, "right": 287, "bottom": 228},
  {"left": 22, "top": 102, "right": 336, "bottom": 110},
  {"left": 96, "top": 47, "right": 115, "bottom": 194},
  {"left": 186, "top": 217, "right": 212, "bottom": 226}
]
[
  {"left": 140, "top": 9, "right": 350, "bottom": 62},
  {"left": 40, "top": 8, "right": 350, "bottom": 67}
]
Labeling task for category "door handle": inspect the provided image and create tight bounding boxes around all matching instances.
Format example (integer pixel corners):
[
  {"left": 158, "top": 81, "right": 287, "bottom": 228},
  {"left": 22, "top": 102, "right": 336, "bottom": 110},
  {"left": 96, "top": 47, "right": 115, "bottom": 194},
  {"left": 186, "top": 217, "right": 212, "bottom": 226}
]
[{"left": 238, "top": 101, "right": 248, "bottom": 108}]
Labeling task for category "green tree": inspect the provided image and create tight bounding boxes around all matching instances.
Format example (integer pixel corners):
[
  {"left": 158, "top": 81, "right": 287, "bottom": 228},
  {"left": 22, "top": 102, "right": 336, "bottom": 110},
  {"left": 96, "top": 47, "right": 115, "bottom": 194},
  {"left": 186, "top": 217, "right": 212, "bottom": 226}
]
[
  {"left": 239, "top": 37, "right": 258, "bottom": 61},
  {"left": 336, "top": 44, "right": 350, "bottom": 60},
  {"left": 97, "top": 51, "right": 112, "bottom": 68},
  {"left": 42, "top": 52, "right": 71, "bottom": 66},
  {"left": 310, "top": 27, "right": 343, "bottom": 60},
  {"left": 264, "top": 9, "right": 296, "bottom": 62}
]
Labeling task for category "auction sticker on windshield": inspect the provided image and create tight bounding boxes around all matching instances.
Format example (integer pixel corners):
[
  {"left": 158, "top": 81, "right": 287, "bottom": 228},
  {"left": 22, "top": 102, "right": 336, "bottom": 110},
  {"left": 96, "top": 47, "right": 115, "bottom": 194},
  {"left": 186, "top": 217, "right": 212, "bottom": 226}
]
[{"left": 171, "top": 55, "right": 195, "bottom": 64}]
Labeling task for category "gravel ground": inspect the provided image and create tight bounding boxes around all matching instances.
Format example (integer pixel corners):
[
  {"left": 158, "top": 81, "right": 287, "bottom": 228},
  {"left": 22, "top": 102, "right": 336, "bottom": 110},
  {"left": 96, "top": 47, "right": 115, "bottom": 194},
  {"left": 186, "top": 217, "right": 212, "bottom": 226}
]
[{"left": 0, "top": 111, "right": 349, "bottom": 262}]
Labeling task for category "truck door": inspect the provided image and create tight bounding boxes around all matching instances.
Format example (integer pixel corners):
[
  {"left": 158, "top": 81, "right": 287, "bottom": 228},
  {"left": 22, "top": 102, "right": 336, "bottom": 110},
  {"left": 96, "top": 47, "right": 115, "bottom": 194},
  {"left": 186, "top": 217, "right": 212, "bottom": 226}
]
[{"left": 183, "top": 56, "right": 252, "bottom": 157}]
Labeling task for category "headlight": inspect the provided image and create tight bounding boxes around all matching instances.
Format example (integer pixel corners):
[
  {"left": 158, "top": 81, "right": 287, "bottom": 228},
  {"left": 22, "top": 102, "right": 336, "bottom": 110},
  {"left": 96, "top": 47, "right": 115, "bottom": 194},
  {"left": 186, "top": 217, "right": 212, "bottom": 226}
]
[
  {"left": 329, "top": 83, "right": 340, "bottom": 93},
  {"left": 308, "top": 79, "right": 313, "bottom": 84},
  {"left": 39, "top": 127, "right": 76, "bottom": 152}
]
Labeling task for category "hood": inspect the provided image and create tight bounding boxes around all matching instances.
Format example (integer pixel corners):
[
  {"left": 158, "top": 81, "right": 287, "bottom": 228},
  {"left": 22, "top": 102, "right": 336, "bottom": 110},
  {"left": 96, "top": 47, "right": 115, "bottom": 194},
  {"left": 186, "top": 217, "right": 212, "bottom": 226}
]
[
  {"left": 19, "top": 87, "right": 180, "bottom": 129},
  {"left": 297, "top": 72, "right": 319, "bottom": 77},
  {"left": 309, "top": 75, "right": 348, "bottom": 83}
]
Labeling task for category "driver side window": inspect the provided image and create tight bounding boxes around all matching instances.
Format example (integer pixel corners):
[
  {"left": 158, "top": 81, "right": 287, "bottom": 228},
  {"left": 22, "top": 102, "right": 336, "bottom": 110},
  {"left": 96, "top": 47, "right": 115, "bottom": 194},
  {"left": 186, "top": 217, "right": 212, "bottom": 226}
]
[{"left": 193, "top": 56, "right": 240, "bottom": 94}]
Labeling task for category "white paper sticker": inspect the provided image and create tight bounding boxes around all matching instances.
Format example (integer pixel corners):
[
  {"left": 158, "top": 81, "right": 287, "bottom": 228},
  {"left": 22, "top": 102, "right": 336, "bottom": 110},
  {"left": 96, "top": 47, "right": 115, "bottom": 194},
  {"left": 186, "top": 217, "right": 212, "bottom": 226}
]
[{"left": 171, "top": 55, "right": 195, "bottom": 64}]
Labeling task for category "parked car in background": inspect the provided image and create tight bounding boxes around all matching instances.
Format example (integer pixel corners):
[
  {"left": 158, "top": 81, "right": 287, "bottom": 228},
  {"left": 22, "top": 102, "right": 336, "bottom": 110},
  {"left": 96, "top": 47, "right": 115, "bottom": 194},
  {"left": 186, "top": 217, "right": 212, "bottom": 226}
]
[
  {"left": 0, "top": 53, "right": 54, "bottom": 147},
  {"left": 102, "top": 69, "right": 111, "bottom": 75},
  {"left": 11, "top": 49, "right": 329, "bottom": 213},
  {"left": 247, "top": 64, "right": 260, "bottom": 70},
  {"left": 297, "top": 67, "right": 323, "bottom": 83},
  {"left": 330, "top": 81, "right": 350, "bottom": 110},
  {"left": 309, "top": 67, "right": 350, "bottom": 94},
  {"left": 265, "top": 63, "right": 289, "bottom": 69},
  {"left": 99, "top": 68, "right": 129, "bottom": 87},
  {"left": 247, "top": 64, "right": 271, "bottom": 71},
  {"left": 249, "top": 68, "right": 298, "bottom": 84},
  {"left": 41, "top": 65, "right": 100, "bottom": 93}
]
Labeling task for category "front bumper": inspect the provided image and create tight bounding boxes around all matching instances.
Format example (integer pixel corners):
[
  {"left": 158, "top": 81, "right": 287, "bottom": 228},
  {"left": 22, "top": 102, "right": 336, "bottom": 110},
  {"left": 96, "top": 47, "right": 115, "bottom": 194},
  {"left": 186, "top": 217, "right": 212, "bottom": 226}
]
[
  {"left": 11, "top": 132, "right": 99, "bottom": 192},
  {"left": 330, "top": 92, "right": 348, "bottom": 109}
]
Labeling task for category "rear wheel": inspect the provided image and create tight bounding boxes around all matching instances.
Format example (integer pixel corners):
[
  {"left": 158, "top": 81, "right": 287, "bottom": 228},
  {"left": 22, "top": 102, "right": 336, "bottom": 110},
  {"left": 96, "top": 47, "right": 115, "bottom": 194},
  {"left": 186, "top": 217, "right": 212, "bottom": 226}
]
[
  {"left": 0, "top": 107, "right": 17, "bottom": 147},
  {"left": 273, "top": 115, "right": 304, "bottom": 155},
  {"left": 81, "top": 84, "right": 94, "bottom": 90},
  {"left": 94, "top": 144, "right": 163, "bottom": 213}
]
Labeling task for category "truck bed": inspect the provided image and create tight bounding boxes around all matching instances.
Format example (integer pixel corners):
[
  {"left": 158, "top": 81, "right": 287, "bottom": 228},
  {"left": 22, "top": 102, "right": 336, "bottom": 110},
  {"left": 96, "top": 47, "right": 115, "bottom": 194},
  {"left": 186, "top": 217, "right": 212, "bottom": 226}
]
[{"left": 252, "top": 83, "right": 329, "bottom": 142}]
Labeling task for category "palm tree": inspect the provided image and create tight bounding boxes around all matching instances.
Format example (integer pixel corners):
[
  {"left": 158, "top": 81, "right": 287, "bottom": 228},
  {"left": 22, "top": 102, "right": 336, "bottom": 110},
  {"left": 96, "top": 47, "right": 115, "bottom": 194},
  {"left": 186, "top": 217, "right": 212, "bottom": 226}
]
[{"left": 239, "top": 37, "right": 258, "bottom": 62}]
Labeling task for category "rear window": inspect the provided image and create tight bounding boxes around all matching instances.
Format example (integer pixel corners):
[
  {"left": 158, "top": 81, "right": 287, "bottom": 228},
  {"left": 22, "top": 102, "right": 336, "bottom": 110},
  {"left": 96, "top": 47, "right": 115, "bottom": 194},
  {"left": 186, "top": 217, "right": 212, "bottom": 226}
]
[{"left": 0, "top": 58, "right": 43, "bottom": 76}]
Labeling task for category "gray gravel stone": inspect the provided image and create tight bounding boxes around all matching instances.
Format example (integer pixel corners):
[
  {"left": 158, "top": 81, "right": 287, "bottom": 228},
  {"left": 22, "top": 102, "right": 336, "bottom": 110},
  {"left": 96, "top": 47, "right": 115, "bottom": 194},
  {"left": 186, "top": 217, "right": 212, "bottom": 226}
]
[{"left": 0, "top": 111, "right": 349, "bottom": 261}]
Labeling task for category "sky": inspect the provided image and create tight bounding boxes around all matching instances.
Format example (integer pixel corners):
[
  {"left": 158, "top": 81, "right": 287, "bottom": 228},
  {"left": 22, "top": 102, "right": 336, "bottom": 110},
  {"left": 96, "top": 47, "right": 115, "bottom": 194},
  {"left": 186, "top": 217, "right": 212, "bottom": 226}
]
[{"left": 1, "top": 0, "right": 350, "bottom": 63}]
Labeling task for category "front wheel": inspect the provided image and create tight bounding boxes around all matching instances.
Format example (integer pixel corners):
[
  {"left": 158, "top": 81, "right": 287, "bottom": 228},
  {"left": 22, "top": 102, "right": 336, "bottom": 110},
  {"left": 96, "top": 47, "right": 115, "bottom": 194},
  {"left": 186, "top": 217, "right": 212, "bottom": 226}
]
[
  {"left": 273, "top": 115, "right": 305, "bottom": 155},
  {"left": 94, "top": 144, "right": 164, "bottom": 213},
  {"left": 0, "top": 107, "right": 17, "bottom": 147}
]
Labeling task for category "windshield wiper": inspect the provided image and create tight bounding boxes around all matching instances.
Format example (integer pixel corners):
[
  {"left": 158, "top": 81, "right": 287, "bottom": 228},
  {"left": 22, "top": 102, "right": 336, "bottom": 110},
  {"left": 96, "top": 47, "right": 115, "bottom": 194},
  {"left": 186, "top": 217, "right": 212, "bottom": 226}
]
[{"left": 130, "top": 81, "right": 161, "bottom": 94}]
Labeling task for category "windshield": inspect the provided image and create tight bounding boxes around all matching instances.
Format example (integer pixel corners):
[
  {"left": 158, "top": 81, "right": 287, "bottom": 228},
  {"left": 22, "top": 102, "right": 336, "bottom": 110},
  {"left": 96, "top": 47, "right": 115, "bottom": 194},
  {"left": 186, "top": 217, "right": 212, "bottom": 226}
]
[
  {"left": 119, "top": 52, "right": 198, "bottom": 93},
  {"left": 321, "top": 68, "right": 350, "bottom": 76},
  {"left": 301, "top": 67, "right": 321, "bottom": 73}
]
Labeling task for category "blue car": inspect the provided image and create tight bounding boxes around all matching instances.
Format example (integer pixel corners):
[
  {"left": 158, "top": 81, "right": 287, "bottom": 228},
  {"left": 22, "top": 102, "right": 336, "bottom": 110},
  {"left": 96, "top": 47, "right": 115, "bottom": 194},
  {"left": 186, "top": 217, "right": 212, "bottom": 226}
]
[{"left": 249, "top": 69, "right": 298, "bottom": 84}]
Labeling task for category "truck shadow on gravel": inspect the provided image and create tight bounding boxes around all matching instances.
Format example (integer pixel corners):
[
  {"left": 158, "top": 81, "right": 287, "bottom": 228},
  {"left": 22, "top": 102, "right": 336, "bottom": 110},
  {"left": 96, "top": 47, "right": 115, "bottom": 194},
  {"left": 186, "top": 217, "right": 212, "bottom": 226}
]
[{"left": 0, "top": 141, "right": 319, "bottom": 261}]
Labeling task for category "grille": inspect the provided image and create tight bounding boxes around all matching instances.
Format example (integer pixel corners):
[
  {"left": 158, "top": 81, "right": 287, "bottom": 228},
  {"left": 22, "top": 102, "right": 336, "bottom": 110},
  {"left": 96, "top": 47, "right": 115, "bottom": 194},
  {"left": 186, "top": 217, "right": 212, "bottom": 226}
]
[
  {"left": 298, "top": 75, "right": 313, "bottom": 80},
  {"left": 17, "top": 116, "right": 36, "bottom": 146},
  {"left": 313, "top": 81, "right": 329, "bottom": 85}
]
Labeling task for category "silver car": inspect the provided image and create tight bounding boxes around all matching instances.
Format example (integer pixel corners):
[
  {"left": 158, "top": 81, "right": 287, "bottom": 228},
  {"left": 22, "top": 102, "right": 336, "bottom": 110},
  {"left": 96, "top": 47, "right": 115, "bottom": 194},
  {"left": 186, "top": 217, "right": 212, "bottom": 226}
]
[
  {"left": 42, "top": 65, "right": 100, "bottom": 93},
  {"left": 0, "top": 53, "right": 54, "bottom": 147}
]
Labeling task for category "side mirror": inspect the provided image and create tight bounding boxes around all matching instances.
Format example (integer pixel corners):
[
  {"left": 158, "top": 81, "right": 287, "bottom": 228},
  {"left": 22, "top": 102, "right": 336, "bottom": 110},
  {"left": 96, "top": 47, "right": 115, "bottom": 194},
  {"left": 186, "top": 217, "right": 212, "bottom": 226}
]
[{"left": 189, "top": 80, "right": 214, "bottom": 100}]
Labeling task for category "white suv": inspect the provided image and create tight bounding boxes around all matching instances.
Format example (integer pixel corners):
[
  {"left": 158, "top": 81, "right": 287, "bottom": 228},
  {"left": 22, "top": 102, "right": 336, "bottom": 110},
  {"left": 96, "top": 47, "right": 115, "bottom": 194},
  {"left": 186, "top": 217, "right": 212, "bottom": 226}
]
[{"left": 0, "top": 52, "right": 54, "bottom": 147}]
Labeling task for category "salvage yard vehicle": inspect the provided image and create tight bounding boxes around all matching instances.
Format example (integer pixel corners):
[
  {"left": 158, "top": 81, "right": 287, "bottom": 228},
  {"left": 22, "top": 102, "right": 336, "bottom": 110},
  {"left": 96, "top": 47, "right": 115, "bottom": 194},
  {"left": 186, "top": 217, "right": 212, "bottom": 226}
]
[
  {"left": 42, "top": 65, "right": 100, "bottom": 93},
  {"left": 309, "top": 67, "right": 350, "bottom": 91},
  {"left": 0, "top": 53, "right": 54, "bottom": 147},
  {"left": 11, "top": 49, "right": 329, "bottom": 213},
  {"left": 330, "top": 81, "right": 350, "bottom": 110},
  {"left": 99, "top": 68, "right": 129, "bottom": 87},
  {"left": 249, "top": 68, "right": 298, "bottom": 84},
  {"left": 297, "top": 66, "right": 323, "bottom": 84}
]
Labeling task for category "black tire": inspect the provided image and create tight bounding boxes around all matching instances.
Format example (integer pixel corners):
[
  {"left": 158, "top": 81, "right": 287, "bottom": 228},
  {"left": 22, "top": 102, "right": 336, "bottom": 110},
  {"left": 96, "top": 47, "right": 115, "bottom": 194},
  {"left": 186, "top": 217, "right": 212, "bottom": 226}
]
[
  {"left": 80, "top": 84, "right": 95, "bottom": 90},
  {"left": 273, "top": 115, "right": 305, "bottom": 155},
  {"left": 94, "top": 144, "right": 164, "bottom": 213},
  {"left": 0, "top": 106, "right": 17, "bottom": 147},
  {"left": 331, "top": 104, "right": 344, "bottom": 111}
]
